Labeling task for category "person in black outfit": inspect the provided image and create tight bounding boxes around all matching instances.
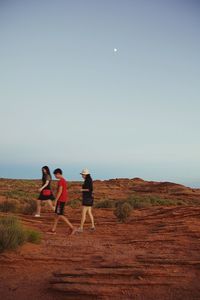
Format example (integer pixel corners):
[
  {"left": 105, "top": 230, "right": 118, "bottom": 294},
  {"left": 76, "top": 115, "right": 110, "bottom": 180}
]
[
  {"left": 77, "top": 168, "right": 95, "bottom": 232},
  {"left": 35, "top": 166, "right": 55, "bottom": 217}
]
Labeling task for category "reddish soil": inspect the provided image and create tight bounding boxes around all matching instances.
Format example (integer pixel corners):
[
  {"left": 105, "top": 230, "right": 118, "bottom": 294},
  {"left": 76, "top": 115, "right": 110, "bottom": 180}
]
[
  {"left": 0, "top": 206, "right": 200, "bottom": 300},
  {"left": 0, "top": 178, "right": 200, "bottom": 299}
]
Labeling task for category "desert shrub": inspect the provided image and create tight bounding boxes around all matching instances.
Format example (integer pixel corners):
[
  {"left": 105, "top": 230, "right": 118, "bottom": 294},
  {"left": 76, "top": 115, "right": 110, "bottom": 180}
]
[
  {"left": 152, "top": 197, "right": 173, "bottom": 206},
  {"left": 25, "top": 229, "right": 41, "bottom": 244},
  {"left": 127, "top": 197, "right": 151, "bottom": 209},
  {"left": 147, "top": 196, "right": 173, "bottom": 206},
  {"left": 21, "top": 199, "right": 37, "bottom": 215},
  {"left": 95, "top": 199, "right": 115, "bottom": 208},
  {"left": 114, "top": 202, "right": 132, "bottom": 223},
  {"left": 126, "top": 195, "right": 185, "bottom": 208},
  {"left": 0, "top": 216, "right": 41, "bottom": 252},
  {"left": 177, "top": 200, "right": 186, "bottom": 205},
  {"left": 0, "top": 216, "right": 25, "bottom": 252},
  {"left": 66, "top": 199, "right": 82, "bottom": 208},
  {"left": 148, "top": 196, "right": 187, "bottom": 206},
  {"left": 0, "top": 199, "right": 19, "bottom": 212},
  {"left": 21, "top": 193, "right": 38, "bottom": 202},
  {"left": 3, "top": 190, "right": 29, "bottom": 200}
]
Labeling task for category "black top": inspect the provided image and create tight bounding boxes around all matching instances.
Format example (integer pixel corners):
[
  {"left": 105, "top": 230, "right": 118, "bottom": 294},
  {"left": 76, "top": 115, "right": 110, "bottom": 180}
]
[
  {"left": 42, "top": 174, "right": 51, "bottom": 189},
  {"left": 82, "top": 175, "right": 93, "bottom": 199}
]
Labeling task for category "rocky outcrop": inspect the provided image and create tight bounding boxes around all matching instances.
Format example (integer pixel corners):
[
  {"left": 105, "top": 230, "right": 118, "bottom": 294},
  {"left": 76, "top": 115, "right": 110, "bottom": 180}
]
[{"left": 68, "top": 178, "right": 200, "bottom": 203}]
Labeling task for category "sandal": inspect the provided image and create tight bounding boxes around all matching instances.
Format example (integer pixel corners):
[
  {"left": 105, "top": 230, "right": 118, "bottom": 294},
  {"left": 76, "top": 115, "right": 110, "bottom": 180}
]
[
  {"left": 46, "top": 229, "right": 56, "bottom": 235},
  {"left": 70, "top": 227, "right": 77, "bottom": 235},
  {"left": 90, "top": 227, "right": 96, "bottom": 231}
]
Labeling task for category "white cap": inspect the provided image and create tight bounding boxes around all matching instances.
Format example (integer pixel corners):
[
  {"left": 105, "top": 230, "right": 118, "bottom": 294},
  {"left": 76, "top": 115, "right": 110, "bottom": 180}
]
[{"left": 80, "top": 168, "right": 90, "bottom": 175}]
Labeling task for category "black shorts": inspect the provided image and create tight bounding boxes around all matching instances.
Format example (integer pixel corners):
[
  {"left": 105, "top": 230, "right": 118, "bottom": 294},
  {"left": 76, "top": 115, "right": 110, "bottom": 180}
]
[{"left": 55, "top": 201, "right": 65, "bottom": 215}]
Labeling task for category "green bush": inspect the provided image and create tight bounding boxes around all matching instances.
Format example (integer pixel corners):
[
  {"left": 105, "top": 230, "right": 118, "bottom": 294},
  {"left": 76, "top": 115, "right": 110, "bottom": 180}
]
[
  {"left": 0, "top": 216, "right": 25, "bottom": 252},
  {"left": 0, "top": 216, "right": 41, "bottom": 252},
  {"left": 126, "top": 195, "right": 186, "bottom": 208},
  {"left": 0, "top": 199, "right": 19, "bottom": 212},
  {"left": 3, "top": 190, "right": 29, "bottom": 200},
  {"left": 127, "top": 197, "right": 151, "bottom": 209},
  {"left": 114, "top": 202, "right": 132, "bottom": 223},
  {"left": 21, "top": 193, "right": 38, "bottom": 203},
  {"left": 25, "top": 229, "right": 41, "bottom": 244},
  {"left": 95, "top": 199, "right": 115, "bottom": 208}
]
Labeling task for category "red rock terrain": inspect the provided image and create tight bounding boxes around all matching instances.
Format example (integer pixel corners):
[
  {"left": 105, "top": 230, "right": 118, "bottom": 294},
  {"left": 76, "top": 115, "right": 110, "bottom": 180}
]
[
  {"left": 70, "top": 177, "right": 200, "bottom": 203},
  {"left": 0, "top": 178, "right": 200, "bottom": 299}
]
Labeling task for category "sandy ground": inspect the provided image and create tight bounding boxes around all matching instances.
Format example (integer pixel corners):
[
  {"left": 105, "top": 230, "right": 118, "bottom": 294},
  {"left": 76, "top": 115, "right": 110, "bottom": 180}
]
[{"left": 0, "top": 206, "right": 200, "bottom": 300}]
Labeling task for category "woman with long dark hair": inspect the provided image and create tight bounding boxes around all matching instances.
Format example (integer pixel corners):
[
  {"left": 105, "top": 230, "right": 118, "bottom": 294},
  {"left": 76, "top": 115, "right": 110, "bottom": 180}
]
[
  {"left": 77, "top": 168, "right": 95, "bottom": 232},
  {"left": 35, "top": 166, "right": 55, "bottom": 217}
]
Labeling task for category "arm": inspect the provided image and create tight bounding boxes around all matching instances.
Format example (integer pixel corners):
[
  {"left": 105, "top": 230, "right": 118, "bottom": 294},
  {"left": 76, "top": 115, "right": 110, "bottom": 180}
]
[
  {"left": 54, "top": 186, "right": 63, "bottom": 207},
  {"left": 38, "top": 180, "right": 50, "bottom": 192},
  {"left": 80, "top": 188, "right": 90, "bottom": 192},
  {"left": 80, "top": 179, "right": 93, "bottom": 192}
]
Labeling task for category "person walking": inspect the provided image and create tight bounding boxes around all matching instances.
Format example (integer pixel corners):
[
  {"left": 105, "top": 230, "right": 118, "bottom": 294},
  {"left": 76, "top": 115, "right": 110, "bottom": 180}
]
[
  {"left": 77, "top": 168, "right": 95, "bottom": 232},
  {"left": 35, "top": 166, "right": 55, "bottom": 217},
  {"left": 48, "top": 168, "right": 76, "bottom": 235}
]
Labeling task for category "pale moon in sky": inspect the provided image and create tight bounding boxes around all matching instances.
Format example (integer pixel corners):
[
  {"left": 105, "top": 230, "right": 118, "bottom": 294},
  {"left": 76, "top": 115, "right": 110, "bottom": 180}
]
[{"left": 114, "top": 48, "right": 118, "bottom": 52}]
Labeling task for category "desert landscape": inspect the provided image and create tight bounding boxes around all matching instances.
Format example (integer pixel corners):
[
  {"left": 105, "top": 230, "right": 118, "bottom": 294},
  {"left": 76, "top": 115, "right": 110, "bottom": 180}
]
[
  {"left": 0, "top": 177, "right": 200, "bottom": 300},
  {"left": 1, "top": 1, "right": 200, "bottom": 299}
]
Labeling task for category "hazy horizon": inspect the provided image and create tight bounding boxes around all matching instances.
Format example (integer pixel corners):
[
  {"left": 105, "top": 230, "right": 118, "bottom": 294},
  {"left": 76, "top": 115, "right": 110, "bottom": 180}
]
[
  {"left": 0, "top": 162, "right": 199, "bottom": 188},
  {"left": 1, "top": 1, "right": 200, "bottom": 188}
]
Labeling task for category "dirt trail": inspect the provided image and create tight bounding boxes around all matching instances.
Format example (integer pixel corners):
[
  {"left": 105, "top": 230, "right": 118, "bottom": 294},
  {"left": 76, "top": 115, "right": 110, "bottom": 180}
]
[{"left": 0, "top": 206, "right": 200, "bottom": 299}]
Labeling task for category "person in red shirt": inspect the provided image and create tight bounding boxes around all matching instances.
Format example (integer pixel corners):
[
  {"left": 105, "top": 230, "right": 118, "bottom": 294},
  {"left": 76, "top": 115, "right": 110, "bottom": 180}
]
[{"left": 48, "top": 168, "right": 76, "bottom": 235}]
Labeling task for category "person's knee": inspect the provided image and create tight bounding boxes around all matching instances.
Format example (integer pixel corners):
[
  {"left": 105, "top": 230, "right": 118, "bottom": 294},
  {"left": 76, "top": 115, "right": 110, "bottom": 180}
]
[{"left": 82, "top": 208, "right": 87, "bottom": 216}]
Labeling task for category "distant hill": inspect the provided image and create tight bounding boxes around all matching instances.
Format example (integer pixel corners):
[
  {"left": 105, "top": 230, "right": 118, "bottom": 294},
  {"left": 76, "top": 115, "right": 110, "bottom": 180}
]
[{"left": 0, "top": 177, "right": 200, "bottom": 205}]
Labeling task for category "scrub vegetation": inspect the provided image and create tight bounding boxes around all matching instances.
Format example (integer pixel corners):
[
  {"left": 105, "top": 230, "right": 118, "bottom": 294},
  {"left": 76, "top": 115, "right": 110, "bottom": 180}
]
[{"left": 0, "top": 216, "right": 41, "bottom": 252}]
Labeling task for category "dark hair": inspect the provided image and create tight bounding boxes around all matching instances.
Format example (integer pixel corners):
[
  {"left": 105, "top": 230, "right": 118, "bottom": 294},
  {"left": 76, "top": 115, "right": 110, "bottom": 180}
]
[
  {"left": 42, "top": 166, "right": 52, "bottom": 183},
  {"left": 85, "top": 174, "right": 92, "bottom": 182},
  {"left": 53, "top": 168, "right": 63, "bottom": 175}
]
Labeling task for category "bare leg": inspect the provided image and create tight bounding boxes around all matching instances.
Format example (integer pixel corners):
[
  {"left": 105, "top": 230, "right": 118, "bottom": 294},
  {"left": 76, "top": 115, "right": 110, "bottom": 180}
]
[
  {"left": 47, "top": 200, "right": 55, "bottom": 211},
  {"left": 52, "top": 215, "right": 59, "bottom": 232},
  {"left": 80, "top": 206, "right": 88, "bottom": 230},
  {"left": 88, "top": 207, "right": 95, "bottom": 228},
  {"left": 35, "top": 200, "right": 41, "bottom": 215},
  {"left": 51, "top": 215, "right": 75, "bottom": 235},
  {"left": 59, "top": 215, "right": 74, "bottom": 230}
]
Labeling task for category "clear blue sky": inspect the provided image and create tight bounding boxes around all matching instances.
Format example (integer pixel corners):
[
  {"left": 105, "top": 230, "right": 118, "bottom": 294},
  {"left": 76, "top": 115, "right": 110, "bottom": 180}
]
[{"left": 0, "top": 0, "right": 200, "bottom": 186}]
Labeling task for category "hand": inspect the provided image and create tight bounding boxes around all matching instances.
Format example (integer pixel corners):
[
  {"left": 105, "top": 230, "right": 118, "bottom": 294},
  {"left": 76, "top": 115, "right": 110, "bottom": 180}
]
[{"left": 38, "top": 188, "right": 43, "bottom": 192}]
